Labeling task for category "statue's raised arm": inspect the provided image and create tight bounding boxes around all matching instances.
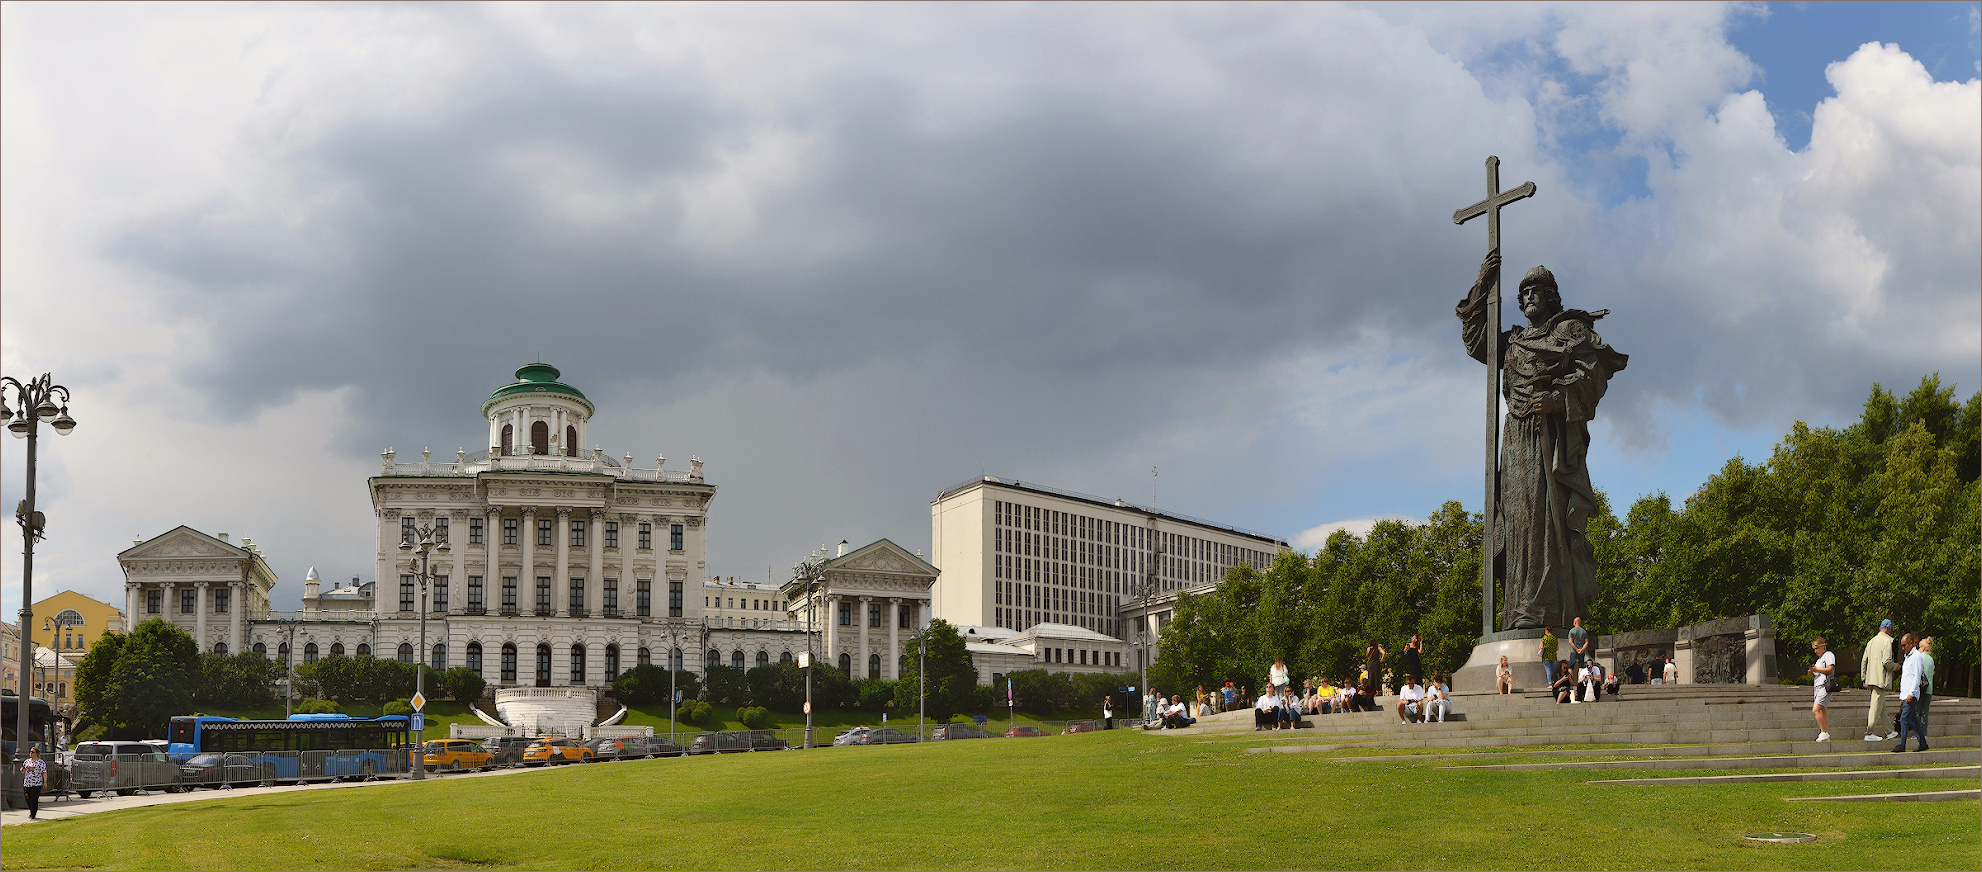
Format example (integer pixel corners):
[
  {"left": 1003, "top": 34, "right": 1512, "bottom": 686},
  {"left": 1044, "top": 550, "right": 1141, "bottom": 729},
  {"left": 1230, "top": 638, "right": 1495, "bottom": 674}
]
[{"left": 1456, "top": 250, "right": 1502, "bottom": 366}]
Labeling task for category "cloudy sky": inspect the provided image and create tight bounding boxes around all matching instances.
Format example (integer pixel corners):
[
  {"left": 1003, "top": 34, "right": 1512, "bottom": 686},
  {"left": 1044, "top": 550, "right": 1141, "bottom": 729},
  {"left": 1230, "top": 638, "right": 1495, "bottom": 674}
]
[{"left": 4, "top": 1, "right": 1977, "bottom": 615}]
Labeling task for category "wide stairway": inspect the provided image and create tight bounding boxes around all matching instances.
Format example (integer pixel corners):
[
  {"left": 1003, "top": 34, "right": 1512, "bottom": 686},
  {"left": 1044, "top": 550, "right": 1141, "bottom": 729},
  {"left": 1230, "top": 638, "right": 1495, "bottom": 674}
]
[{"left": 1166, "top": 685, "right": 1980, "bottom": 801}]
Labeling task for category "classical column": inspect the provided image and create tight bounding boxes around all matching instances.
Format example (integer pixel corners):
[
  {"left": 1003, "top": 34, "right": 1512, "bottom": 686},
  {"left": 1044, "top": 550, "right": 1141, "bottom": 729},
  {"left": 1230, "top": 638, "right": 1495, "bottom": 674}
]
[
  {"left": 888, "top": 597, "right": 900, "bottom": 680},
  {"left": 857, "top": 596, "right": 871, "bottom": 680},
  {"left": 586, "top": 508, "right": 604, "bottom": 616},
  {"left": 518, "top": 507, "right": 537, "bottom": 613},
  {"left": 451, "top": 510, "right": 468, "bottom": 616},
  {"left": 160, "top": 582, "right": 175, "bottom": 629},
  {"left": 195, "top": 582, "right": 210, "bottom": 652},
  {"left": 826, "top": 595, "right": 840, "bottom": 667},
  {"left": 125, "top": 583, "right": 140, "bottom": 629},
  {"left": 554, "top": 507, "right": 573, "bottom": 616},
  {"left": 230, "top": 582, "right": 244, "bottom": 653},
  {"left": 617, "top": 513, "right": 637, "bottom": 616},
  {"left": 485, "top": 507, "right": 502, "bottom": 613}
]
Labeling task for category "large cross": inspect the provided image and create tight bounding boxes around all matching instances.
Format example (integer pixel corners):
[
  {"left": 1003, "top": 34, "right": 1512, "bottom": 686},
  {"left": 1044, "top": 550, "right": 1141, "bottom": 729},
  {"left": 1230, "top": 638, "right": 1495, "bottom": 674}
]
[{"left": 1452, "top": 155, "right": 1535, "bottom": 636}]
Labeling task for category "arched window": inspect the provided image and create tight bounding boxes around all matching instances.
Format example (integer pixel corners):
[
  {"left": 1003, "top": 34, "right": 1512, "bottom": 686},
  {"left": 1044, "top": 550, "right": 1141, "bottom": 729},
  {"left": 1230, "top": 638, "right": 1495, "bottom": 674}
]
[
  {"left": 501, "top": 424, "right": 513, "bottom": 456},
  {"left": 531, "top": 421, "right": 550, "bottom": 455},
  {"left": 501, "top": 644, "right": 518, "bottom": 683},
  {"left": 604, "top": 644, "right": 620, "bottom": 681},
  {"left": 780, "top": 651, "right": 793, "bottom": 664},
  {"left": 992, "top": 673, "right": 1003, "bottom": 686},
  {"left": 637, "top": 647, "right": 651, "bottom": 667},
  {"left": 304, "top": 642, "right": 319, "bottom": 664},
  {"left": 868, "top": 653, "right": 880, "bottom": 680},
  {"left": 899, "top": 654, "right": 908, "bottom": 675},
  {"left": 397, "top": 643, "right": 414, "bottom": 663},
  {"left": 670, "top": 648, "right": 684, "bottom": 672},
  {"left": 565, "top": 425, "right": 578, "bottom": 457},
  {"left": 838, "top": 652, "right": 851, "bottom": 674},
  {"left": 706, "top": 649, "right": 720, "bottom": 670},
  {"left": 331, "top": 642, "right": 345, "bottom": 657},
  {"left": 755, "top": 650, "right": 769, "bottom": 668},
  {"left": 731, "top": 649, "right": 745, "bottom": 669},
  {"left": 357, "top": 643, "right": 371, "bottom": 658},
  {"left": 214, "top": 642, "right": 228, "bottom": 655},
  {"left": 432, "top": 643, "right": 447, "bottom": 671},
  {"left": 467, "top": 642, "right": 483, "bottom": 675},
  {"left": 277, "top": 643, "right": 291, "bottom": 667},
  {"left": 58, "top": 682, "right": 66, "bottom": 697},
  {"left": 570, "top": 644, "right": 587, "bottom": 683},
  {"left": 535, "top": 644, "right": 552, "bottom": 686},
  {"left": 253, "top": 642, "right": 267, "bottom": 657}
]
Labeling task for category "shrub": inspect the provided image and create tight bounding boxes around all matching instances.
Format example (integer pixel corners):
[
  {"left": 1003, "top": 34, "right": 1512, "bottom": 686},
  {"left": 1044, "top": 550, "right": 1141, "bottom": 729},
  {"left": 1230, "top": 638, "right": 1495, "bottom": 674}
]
[
  {"left": 294, "top": 698, "right": 340, "bottom": 714},
  {"left": 702, "top": 665, "right": 747, "bottom": 705},
  {"left": 382, "top": 698, "right": 413, "bottom": 716},
  {"left": 439, "top": 666, "right": 486, "bottom": 704},
  {"left": 676, "top": 700, "right": 714, "bottom": 725},
  {"left": 614, "top": 665, "right": 700, "bottom": 705},
  {"left": 737, "top": 706, "right": 775, "bottom": 730}
]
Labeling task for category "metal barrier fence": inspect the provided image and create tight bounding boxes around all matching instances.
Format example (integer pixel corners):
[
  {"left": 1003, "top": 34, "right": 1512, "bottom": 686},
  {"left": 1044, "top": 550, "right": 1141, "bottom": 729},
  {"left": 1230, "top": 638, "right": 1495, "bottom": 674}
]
[{"left": 64, "top": 749, "right": 413, "bottom": 796}]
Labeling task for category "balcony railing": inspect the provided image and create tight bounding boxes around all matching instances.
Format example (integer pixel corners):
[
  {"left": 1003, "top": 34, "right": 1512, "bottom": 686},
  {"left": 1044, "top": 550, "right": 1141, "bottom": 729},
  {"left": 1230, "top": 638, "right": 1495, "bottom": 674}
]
[
  {"left": 250, "top": 609, "right": 375, "bottom": 624},
  {"left": 500, "top": 606, "right": 521, "bottom": 616},
  {"left": 534, "top": 607, "right": 556, "bottom": 617},
  {"left": 379, "top": 447, "right": 706, "bottom": 483},
  {"left": 567, "top": 608, "right": 588, "bottom": 619},
  {"left": 463, "top": 605, "right": 487, "bottom": 616},
  {"left": 601, "top": 607, "right": 622, "bottom": 618}
]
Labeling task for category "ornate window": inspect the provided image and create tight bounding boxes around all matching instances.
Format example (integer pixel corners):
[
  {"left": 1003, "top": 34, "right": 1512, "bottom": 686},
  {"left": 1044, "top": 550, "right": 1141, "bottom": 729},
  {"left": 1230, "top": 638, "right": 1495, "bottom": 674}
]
[
  {"left": 706, "top": 649, "right": 720, "bottom": 670},
  {"left": 503, "top": 518, "right": 518, "bottom": 545},
  {"left": 731, "top": 649, "right": 745, "bottom": 669},
  {"left": 838, "top": 602, "right": 851, "bottom": 626},
  {"left": 501, "top": 643, "right": 517, "bottom": 683},
  {"left": 357, "top": 643, "right": 371, "bottom": 658},
  {"left": 670, "top": 648, "right": 684, "bottom": 672},
  {"left": 432, "top": 644, "right": 446, "bottom": 671},
  {"left": 397, "top": 643, "right": 414, "bottom": 663},
  {"left": 434, "top": 576, "right": 448, "bottom": 612},
  {"left": 868, "top": 654, "right": 881, "bottom": 680},
  {"left": 213, "top": 589, "right": 230, "bottom": 614},
  {"left": 501, "top": 423, "right": 513, "bottom": 456},
  {"left": 638, "top": 522, "right": 652, "bottom": 550},
  {"left": 604, "top": 645, "right": 619, "bottom": 681},
  {"left": 667, "top": 581, "right": 682, "bottom": 618},
  {"left": 331, "top": 642, "right": 345, "bottom": 657},
  {"left": 604, "top": 522, "right": 618, "bottom": 549},
  {"left": 304, "top": 642, "right": 319, "bottom": 664},
  {"left": 469, "top": 517, "right": 484, "bottom": 544},
  {"left": 637, "top": 579, "right": 652, "bottom": 617},
  {"left": 755, "top": 650, "right": 769, "bottom": 668},
  {"left": 837, "top": 652, "right": 851, "bottom": 674},
  {"left": 570, "top": 520, "right": 585, "bottom": 548},
  {"left": 536, "top": 519, "right": 553, "bottom": 547},
  {"left": 148, "top": 590, "right": 162, "bottom": 614},
  {"left": 637, "top": 647, "right": 651, "bottom": 667},
  {"left": 565, "top": 425, "right": 578, "bottom": 457},
  {"left": 780, "top": 651, "right": 793, "bottom": 664},
  {"left": 669, "top": 524, "right": 683, "bottom": 551},
  {"left": 535, "top": 644, "right": 552, "bottom": 686},
  {"left": 868, "top": 603, "right": 881, "bottom": 628},
  {"left": 277, "top": 643, "right": 290, "bottom": 667},
  {"left": 466, "top": 642, "right": 482, "bottom": 675},
  {"left": 530, "top": 421, "right": 549, "bottom": 455},
  {"left": 180, "top": 588, "right": 196, "bottom": 614},
  {"left": 214, "top": 642, "right": 228, "bottom": 655}
]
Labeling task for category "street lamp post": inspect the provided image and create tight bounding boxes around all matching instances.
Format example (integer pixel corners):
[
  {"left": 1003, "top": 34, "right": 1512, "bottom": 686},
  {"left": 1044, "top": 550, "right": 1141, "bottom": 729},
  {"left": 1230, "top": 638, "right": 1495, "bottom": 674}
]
[
  {"left": 3, "top": 372, "right": 76, "bottom": 756},
  {"left": 662, "top": 621, "right": 690, "bottom": 746},
  {"left": 398, "top": 523, "right": 449, "bottom": 781}
]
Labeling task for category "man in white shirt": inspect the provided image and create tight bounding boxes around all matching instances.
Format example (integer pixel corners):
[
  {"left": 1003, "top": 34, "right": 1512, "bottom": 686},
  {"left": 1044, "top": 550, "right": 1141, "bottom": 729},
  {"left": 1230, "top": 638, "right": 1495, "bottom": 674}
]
[
  {"left": 1254, "top": 690, "right": 1279, "bottom": 730},
  {"left": 1395, "top": 679, "right": 1425, "bottom": 724},
  {"left": 1662, "top": 658, "right": 1677, "bottom": 684},
  {"left": 1894, "top": 634, "right": 1928, "bottom": 753},
  {"left": 1424, "top": 677, "right": 1452, "bottom": 723}
]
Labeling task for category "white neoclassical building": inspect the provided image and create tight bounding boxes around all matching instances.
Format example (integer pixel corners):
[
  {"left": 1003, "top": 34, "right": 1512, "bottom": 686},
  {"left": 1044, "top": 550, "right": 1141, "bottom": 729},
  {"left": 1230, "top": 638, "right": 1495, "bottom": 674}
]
[
  {"left": 778, "top": 539, "right": 939, "bottom": 682},
  {"left": 118, "top": 527, "right": 279, "bottom": 655}
]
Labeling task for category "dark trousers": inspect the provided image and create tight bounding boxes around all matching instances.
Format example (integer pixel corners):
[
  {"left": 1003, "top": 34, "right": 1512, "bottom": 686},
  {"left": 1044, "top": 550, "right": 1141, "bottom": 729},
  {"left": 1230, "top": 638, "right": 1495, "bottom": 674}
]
[
  {"left": 1896, "top": 699, "right": 1927, "bottom": 750},
  {"left": 24, "top": 784, "right": 41, "bottom": 817}
]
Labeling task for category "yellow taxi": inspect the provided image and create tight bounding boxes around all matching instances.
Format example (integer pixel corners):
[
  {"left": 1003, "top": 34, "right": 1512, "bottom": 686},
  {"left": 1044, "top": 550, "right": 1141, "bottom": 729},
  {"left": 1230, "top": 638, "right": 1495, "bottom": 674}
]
[
  {"left": 423, "top": 739, "right": 495, "bottom": 772},
  {"left": 521, "top": 736, "right": 593, "bottom": 766}
]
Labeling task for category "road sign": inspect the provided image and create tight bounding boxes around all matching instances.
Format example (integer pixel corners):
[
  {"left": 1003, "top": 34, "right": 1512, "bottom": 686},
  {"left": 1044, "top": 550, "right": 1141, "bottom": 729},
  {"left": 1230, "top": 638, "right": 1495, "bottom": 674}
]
[
  {"left": 973, "top": 715, "right": 987, "bottom": 725},
  {"left": 803, "top": 701, "right": 812, "bottom": 714},
  {"left": 411, "top": 692, "right": 426, "bottom": 711},
  {"left": 411, "top": 712, "right": 425, "bottom": 732},
  {"left": 797, "top": 652, "right": 810, "bottom": 668}
]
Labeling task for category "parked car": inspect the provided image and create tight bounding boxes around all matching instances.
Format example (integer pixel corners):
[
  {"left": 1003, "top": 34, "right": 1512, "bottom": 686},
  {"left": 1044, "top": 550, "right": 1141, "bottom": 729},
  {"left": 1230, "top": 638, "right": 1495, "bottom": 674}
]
[
  {"left": 1004, "top": 725, "right": 1051, "bottom": 738},
  {"left": 72, "top": 740, "right": 185, "bottom": 796},
  {"left": 640, "top": 736, "right": 686, "bottom": 758},
  {"left": 1064, "top": 720, "right": 1101, "bottom": 734},
  {"left": 849, "top": 727, "right": 919, "bottom": 745},
  {"left": 929, "top": 724, "right": 993, "bottom": 741},
  {"left": 584, "top": 737, "right": 644, "bottom": 761},
  {"left": 423, "top": 739, "right": 495, "bottom": 772},
  {"left": 522, "top": 737, "right": 593, "bottom": 765},
  {"left": 179, "top": 752, "right": 268, "bottom": 789},
  {"left": 689, "top": 730, "right": 790, "bottom": 755},
  {"left": 480, "top": 736, "right": 533, "bottom": 766},
  {"left": 831, "top": 728, "right": 870, "bottom": 747}
]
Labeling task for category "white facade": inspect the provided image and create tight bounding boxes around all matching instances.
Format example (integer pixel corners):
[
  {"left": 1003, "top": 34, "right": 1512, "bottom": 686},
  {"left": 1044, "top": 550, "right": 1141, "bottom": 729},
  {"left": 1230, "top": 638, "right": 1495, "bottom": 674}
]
[
  {"left": 929, "top": 476, "right": 1288, "bottom": 669},
  {"left": 778, "top": 540, "right": 937, "bottom": 682},
  {"left": 117, "top": 526, "right": 279, "bottom": 655}
]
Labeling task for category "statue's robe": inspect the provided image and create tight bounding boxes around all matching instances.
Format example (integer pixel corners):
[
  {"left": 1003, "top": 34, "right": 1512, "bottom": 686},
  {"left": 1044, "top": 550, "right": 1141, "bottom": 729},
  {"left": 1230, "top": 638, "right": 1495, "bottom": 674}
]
[{"left": 1458, "top": 287, "right": 1628, "bottom": 630}]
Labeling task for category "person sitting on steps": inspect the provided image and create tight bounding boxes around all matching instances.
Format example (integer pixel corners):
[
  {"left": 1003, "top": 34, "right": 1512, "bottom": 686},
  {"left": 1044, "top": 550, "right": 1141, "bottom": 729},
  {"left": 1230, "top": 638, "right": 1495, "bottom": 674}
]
[
  {"left": 1254, "top": 688, "right": 1279, "bottom": 730},
  {"left": 1551, "top": 661, "right": 1574, "bottom": 704},
  {"left": 1396, "top": 677, "right": 1425, "bottom": 724}
]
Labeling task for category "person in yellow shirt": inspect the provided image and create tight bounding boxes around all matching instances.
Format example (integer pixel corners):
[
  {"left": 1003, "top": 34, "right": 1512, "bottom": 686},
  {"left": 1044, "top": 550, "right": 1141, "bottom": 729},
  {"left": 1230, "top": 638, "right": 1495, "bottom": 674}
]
[{"left": 1315, "top": 678, "right": 1335, "bottom": 714}]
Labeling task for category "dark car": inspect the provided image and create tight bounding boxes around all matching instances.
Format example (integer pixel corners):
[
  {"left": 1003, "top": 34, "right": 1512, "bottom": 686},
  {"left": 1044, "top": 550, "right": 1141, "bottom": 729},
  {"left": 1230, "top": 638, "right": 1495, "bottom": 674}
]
[
  {"left": 641, "top": 737, "right": 686, "bottom": 758},
  {"left": 850, "top": 727, "right": 919, "bottom": 745},
  {"left": 480, "top": 735, "right": 533, "bottom": 766},
  {"left": 1005, "top": 725, "right": 1051, "bottom": 738},
  {"left": 72, "top": 741, "right": 185, "bottom": 796},
  {"left": 689, "top": 730, "right": 790, "bottom": 755},
  {"left": 180, "top": 752, "right": 268, "bottom": 789},
  {"left": 930, "top": 724, "right": 992, "bottom": 741}
]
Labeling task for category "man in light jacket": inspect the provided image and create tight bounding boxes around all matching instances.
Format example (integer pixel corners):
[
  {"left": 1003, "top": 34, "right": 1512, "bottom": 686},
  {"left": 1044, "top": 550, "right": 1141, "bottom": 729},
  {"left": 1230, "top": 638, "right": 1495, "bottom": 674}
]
[{"left": 1860, "top": 619, "right": 1899, "bottom": 742}]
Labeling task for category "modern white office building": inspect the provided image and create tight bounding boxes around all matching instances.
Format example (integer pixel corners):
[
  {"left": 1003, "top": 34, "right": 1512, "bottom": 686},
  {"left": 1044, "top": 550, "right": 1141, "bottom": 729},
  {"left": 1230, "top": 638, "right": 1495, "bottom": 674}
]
[{"left": 929, "top": 476, "right": 1289, "bottom": 669}]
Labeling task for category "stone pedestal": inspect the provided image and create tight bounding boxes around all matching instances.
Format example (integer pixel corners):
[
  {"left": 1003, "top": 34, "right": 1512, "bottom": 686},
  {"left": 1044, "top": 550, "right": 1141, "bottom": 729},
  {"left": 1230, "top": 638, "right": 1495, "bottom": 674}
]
[
  {"left": 1454, "top": 628, "right": 1548, "bottom": 695},
  {"left": 494, "top": 686, "right": 600, "bottom": 738}
]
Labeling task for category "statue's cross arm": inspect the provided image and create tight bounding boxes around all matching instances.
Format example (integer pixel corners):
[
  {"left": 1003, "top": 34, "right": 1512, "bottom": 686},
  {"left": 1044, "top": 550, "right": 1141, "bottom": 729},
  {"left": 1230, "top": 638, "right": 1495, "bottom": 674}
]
[{"left": 1452, "top": 155, "right": 1536, "bottom": 250}]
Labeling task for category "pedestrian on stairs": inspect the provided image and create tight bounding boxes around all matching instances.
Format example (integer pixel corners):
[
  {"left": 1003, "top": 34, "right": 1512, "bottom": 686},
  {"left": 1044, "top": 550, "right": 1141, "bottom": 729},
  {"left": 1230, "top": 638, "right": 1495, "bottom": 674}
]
[
  {"left": 1917, "top": 637, "right": 1936, "bottom": 731},
  {"left": 1860, "top": 619, "right": 1900, "bottom": 742},
  {"left": 1894, "top": 633, "right": 1928, "bottom": 752},
  {"left": 1538, "top": 627, "right": 1560, "bottom": 685},
  {"left": 1808, "top": 636, "right": 1836, "bottom": 742}
]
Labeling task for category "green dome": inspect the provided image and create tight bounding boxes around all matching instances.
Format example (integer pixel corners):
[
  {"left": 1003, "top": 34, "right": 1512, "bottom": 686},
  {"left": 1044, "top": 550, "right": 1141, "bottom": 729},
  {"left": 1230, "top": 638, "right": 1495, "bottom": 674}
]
[{"left": 484, "top": 363, "right": 592, "bottom": 414}]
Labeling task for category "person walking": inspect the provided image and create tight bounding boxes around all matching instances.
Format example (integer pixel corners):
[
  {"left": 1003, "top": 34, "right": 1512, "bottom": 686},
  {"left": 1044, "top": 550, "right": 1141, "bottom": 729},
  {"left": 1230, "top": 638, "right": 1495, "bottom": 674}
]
[
  {"left": 1860, "top": 619, "right": 1900, "bottom": 742},
  {"left": 18, "top": 746, "right": 47, "bottom": 820},
  {"left": 1917, "top": 636, "right": 1937, "bottom": 732},
  {"left": 1662, "top": 656, "right": 1677, "bottom": 685},
  {"left": 1103, "top": 695, "right": 1114, "bottom": 730},
  {"left": 1538, "top": 627, "right": 1559, "bottom": 685},
  {"left": 1894, "top": 633, "right": 1928, "bottom": 752},
  {"left": 1808, "top": 637, "right": 1836, "bottom": 742}
]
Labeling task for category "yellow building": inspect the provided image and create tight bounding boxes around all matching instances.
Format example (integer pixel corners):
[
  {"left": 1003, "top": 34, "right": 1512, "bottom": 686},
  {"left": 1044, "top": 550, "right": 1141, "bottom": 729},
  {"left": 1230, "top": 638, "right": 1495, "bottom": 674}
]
[{"left": 31, "top": 590, "right": 125, "bottom": 660}]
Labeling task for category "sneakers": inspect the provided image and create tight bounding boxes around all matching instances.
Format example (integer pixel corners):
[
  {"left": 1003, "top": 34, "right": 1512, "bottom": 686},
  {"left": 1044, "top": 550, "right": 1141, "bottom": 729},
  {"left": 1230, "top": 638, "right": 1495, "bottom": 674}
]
[
  {"left": 1885, "top": 731, "right": 1900, "bottom": 740},
  {"left": 1816, "top": 732, "right": 1830, "bottom": 742},
  {"left": 1864, "top": 734, "right": 1884, "bottom": 741}
]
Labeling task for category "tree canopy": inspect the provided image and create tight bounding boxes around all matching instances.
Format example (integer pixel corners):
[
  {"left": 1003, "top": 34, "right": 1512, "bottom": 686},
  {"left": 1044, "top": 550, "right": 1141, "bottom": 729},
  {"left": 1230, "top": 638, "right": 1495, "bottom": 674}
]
[{"left": 891, "top": 619, "right": 977, "bottom": 723}]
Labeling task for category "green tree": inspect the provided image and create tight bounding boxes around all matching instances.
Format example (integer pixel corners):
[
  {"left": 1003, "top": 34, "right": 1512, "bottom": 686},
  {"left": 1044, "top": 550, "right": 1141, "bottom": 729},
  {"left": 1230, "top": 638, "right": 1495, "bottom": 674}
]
[
  {"left": 702, "top": 665, "right": 747, "bottom": 704},
  {"left": 72, "top": 631, "right": 126, "bottom": 737},
  {"left": 109, "top": 618, "right": 200, "bottom": 737},
  {"left": 613, "top": 664, "right": 700, "bottom": 705},
  {"left": 194, "top": 652, "right": 280, "bottom": 709},
  {"left": 746, "top": 661, "right": 806, "bottom": 712},
  {"left": 439, "top": 667, "right": 487, "bottom": 705},
  {"left": 891, "top": 619, "right": 977, "bottom": 723}
]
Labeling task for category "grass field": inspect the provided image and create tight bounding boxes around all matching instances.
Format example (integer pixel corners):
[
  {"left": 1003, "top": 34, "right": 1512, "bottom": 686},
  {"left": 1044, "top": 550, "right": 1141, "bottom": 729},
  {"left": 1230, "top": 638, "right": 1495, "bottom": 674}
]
[{"left": 6, "top": 730, "right": 1976, "bottom": 870}]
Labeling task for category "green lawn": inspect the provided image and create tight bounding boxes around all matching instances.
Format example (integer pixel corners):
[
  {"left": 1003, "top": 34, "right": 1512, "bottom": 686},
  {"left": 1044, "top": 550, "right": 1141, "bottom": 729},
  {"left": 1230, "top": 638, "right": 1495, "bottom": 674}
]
[{"left": 6, "top": 731, "right": 1976, "bottom": 870}]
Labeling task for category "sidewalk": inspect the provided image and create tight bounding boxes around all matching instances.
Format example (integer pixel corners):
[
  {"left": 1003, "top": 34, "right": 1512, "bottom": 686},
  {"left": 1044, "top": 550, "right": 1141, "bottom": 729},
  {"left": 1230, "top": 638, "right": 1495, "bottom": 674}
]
[{"left": 2, "top": 763, "right": 551, "bottom": 827}]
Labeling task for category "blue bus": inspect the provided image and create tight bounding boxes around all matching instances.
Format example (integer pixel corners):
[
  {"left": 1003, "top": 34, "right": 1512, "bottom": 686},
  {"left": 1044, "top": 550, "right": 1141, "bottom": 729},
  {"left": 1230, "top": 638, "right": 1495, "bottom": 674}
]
[{"left": 167, "top": 714, "right": 412, "bottom": 781}]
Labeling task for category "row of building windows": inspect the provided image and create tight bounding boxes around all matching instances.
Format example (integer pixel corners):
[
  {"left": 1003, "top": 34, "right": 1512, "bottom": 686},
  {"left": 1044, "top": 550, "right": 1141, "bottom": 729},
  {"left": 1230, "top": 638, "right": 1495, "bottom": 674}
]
[
  {"left": 708, "top": 596, "right": 780, "bottom": 611},
  {"left": 832, "top": 601, "right": 917, "bottom": 628},
  {"left": 413, "top": 516, "right": 682, "bottom": 551},
  {"left": 146, "top": 588, "right": 234, "bottom": 615},
  {"left": 498, "top": 421, "right": 580, "bottom": 457},
  {"left": 380, "top": 576, "right": 682, "bottom": 617},
  {"left": 994, "top": 607, "right": 1118, "bottom": 638}
]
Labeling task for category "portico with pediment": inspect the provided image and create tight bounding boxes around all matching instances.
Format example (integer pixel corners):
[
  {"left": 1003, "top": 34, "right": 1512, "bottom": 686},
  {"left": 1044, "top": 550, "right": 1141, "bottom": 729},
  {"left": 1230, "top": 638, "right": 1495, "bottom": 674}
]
[
  {"left": 117, "top": 526, "right": 278, "bottom": 655},
  {"left": 782, "top": 540, "right": 938, "bottom": 682}
]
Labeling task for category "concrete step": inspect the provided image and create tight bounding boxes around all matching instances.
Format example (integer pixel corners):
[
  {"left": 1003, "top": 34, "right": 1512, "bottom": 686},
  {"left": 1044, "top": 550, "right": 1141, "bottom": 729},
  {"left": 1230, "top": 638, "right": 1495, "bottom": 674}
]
[
  {"left": 1247, "top": 731, "right": 1982, "bottom": 754},
  {"left": 1231, "top": 718, "right": 1981, "bottom": 745},
  {"left": 1439, "top": 747, "right": 1981, "bottom": 771},
  {"left": 1237, "top": 714, "right": 1982, "bottom": 740},
  {"left": 1588, "top": 765, "right": 1980, "bottom": 785},
  {"left": 1783, "top": 789, "right": 1981, "bottom": 802}
]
